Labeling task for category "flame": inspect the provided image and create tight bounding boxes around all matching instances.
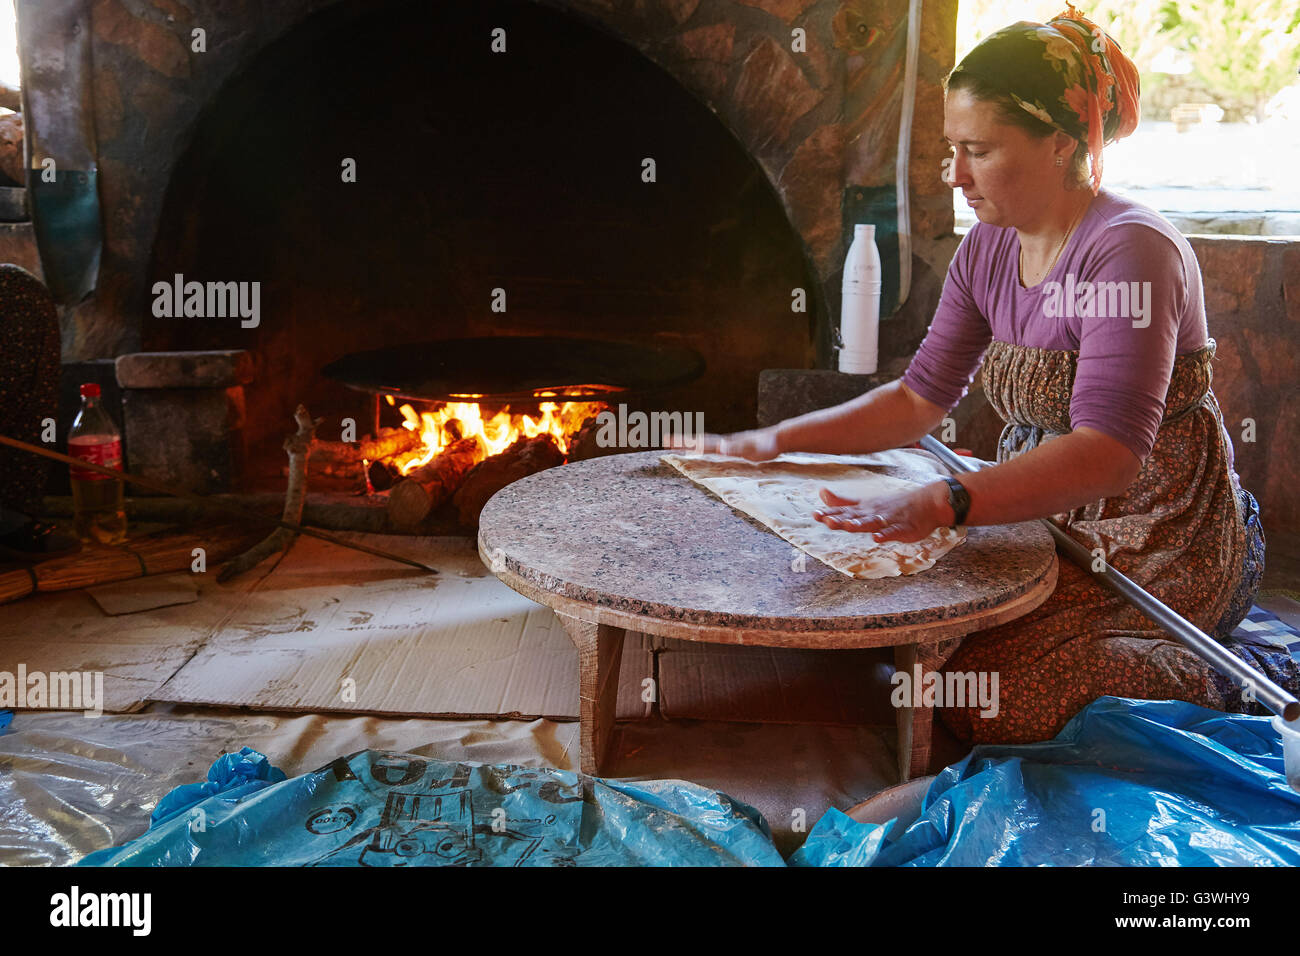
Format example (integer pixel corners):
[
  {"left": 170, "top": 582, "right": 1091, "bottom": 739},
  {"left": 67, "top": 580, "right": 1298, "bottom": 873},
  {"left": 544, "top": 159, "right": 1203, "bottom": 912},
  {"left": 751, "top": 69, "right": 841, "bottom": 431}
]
[{"left": 390, "top": 391, "right": 606, "bottom": 475}]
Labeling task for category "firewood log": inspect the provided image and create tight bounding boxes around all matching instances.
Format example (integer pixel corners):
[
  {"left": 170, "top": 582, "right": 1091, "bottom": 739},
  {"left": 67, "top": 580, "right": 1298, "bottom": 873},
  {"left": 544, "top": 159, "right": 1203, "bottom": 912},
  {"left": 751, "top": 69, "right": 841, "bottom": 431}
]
[
  {"left": 367, "top": 457, "right": 399, "bottom": 492},
  {"left": 453, "top": 435, "right": 564, "bottom": 529},
  {"left": 387, "top": 437, "right": 480, "bottom": 530},
  {"left": 566, "top": 414, "right": 622, "bottom": 462},
  {"left": 282, "top": 427, "right": 422, "bottom": 481},
  {"left": 308, "top": 427, "right": 422, "bottom": 467}
]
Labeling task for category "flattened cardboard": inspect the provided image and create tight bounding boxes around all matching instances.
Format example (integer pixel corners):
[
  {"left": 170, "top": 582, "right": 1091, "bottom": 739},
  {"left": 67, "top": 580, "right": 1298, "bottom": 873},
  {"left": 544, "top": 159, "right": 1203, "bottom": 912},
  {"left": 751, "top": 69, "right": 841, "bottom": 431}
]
[
  {"left": 150, "top": 534, "right": 654, "bottom": 721},
  {"left": 5, "top": 529, "right": 889, "bottom": 728},
  {"left": 655, "top": 637, "right": 897, "bottom": 725},
  {"left": 88, "top": 573, "right": 200, "bottom": 615},
  {"left": 0, "top": 562, "right": 276, "bottom": 713}
]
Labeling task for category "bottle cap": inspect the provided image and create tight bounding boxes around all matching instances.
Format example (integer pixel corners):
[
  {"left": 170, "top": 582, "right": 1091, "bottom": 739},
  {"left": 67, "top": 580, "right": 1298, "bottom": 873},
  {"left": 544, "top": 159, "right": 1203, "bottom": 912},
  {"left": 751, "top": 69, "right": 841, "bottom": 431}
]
[
  {"left": 80, "top": 383, "right": 101, "bottom": 398},
  {"left": 854, "top": 223, "right": 876, "bottom": 240}
]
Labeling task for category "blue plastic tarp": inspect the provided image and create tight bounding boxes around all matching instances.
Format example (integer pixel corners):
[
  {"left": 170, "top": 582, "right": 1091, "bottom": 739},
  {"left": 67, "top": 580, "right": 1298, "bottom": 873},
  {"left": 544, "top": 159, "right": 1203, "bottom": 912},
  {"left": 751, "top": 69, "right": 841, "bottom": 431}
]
[
  {"left": 790, "top": 696, "right": 1300, "bottom": 866},
  {"left": 77, "top": 749, "right": 784, "bottom": 867},
  {"left": 148, "top": 747, "right": 286, "bottom": 829},
  {"left": 73, "top": 697, "right": 1300, "bottom": 867}
]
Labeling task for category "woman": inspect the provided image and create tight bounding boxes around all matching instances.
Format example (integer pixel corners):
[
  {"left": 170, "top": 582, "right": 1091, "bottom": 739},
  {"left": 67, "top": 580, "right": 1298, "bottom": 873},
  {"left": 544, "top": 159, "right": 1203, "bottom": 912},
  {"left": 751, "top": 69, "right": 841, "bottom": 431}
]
[
  {"left": 699, "top": 5, "right": 1297, "bottom": 744},
  {"left": 0, "top": 263, "right": 80, "bottom": 562}
]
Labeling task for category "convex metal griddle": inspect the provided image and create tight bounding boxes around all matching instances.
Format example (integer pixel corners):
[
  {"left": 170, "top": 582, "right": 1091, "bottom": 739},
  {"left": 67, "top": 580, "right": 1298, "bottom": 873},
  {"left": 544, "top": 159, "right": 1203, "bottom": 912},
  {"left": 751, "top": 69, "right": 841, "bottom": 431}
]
[{"left": 322, "top": 336, "right": 705, "bottom": 405}]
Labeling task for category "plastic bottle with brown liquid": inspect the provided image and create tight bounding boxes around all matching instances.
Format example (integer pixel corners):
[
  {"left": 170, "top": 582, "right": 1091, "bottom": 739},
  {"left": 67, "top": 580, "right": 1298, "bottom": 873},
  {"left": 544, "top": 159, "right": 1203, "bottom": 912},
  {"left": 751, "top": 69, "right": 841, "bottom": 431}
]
[{"left": 69, "top": 383, "right": 127, "bottom": 545}]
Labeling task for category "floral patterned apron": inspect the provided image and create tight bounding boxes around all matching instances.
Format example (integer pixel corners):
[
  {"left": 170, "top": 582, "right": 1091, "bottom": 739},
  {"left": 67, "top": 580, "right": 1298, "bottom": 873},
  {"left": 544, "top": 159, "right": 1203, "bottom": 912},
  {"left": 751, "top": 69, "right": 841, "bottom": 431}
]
[
  {"left": 938, "top": 338, "right": 1295, "bottom": 745},
  {"left": 0, "top": 265, "right": 61, "bottom": 522}
]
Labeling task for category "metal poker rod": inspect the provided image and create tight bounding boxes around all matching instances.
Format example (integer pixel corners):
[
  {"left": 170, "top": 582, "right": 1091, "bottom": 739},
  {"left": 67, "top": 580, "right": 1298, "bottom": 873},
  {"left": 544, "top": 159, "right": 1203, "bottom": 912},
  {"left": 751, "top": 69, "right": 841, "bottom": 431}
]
[
  {"left": 919, "top": 434, "right": 1299, "bottom": 722},
  {"left": 0, "top": 433, "right": 438, "bottom": 575}
]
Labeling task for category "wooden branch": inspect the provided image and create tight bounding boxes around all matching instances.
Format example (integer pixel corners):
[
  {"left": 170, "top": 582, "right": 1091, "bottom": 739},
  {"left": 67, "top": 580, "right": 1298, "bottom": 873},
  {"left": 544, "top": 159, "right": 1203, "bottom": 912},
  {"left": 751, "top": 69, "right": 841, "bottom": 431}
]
[
  {"left": 282, "top": 426, "right": 422, "bottom": 481},
  {"left": 311, "top": 427, "right": 421, "bottom": 465},
  {"left": 386, "top": 437, "right": 480, "bottom": 530},
  {"left": 219, "top": 404, "right": 322, "bottom": 581}
]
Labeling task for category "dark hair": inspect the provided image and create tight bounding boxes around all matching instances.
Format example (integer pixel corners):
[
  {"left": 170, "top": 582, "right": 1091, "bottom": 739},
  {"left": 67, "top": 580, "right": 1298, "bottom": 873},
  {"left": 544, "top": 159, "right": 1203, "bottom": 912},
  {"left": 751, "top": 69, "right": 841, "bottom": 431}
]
[{"left": 945, "top": 68, "right": 1091, "bottom": 189}]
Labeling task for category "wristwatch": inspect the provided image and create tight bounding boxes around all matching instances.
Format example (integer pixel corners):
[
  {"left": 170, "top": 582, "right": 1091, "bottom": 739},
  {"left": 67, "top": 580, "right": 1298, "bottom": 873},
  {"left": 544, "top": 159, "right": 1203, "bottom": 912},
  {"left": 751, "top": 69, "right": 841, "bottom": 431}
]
[{"left": 942, "top": 476, "right": 971, "bottom": 528}]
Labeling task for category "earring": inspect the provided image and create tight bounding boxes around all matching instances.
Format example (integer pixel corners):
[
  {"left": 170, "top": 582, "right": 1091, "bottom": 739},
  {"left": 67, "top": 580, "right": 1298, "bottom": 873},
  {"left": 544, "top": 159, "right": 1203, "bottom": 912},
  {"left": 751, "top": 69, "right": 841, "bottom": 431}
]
[{"left": 1055, "top": 157, "right": 1063, "bottom": 167}]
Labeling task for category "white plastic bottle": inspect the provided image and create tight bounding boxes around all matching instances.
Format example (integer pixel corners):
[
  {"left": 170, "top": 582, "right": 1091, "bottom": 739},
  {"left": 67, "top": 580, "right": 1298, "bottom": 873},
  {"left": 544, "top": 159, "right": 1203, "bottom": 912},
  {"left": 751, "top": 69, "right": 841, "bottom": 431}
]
[{"left": 839, "top": 223, "right": 882, "bottom": 374}]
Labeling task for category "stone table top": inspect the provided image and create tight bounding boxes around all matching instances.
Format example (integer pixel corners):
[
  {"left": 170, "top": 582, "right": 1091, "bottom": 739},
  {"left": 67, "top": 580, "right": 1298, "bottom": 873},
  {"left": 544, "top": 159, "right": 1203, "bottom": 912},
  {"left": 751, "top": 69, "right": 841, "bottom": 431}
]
[{"left": 478, "top": 450, "right": 1058, "bottom": 648}]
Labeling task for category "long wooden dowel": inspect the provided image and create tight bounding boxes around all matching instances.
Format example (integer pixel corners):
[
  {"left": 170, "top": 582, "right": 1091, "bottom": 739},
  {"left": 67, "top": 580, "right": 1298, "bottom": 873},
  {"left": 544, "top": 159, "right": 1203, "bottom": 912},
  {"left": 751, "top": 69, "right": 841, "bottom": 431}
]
[
  {"left": 0, "top": 432, "right": 438, "bottom": 575},
  {"left": 919, "top": 434, "right": 1298, "bottom": 721}
]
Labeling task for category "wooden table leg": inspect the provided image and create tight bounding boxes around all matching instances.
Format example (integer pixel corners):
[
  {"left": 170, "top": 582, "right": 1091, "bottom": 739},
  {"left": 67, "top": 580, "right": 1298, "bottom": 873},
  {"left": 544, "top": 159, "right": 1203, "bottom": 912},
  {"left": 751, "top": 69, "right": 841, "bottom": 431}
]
[
  {"left": 894, "top": 638, "right": 965, "bottom": 782},
  {"left": 894, "top": 642, "right": 928, "bottom": 782},
  {"left": 558, "top": 614, "right": 626, "bottom": 776}
]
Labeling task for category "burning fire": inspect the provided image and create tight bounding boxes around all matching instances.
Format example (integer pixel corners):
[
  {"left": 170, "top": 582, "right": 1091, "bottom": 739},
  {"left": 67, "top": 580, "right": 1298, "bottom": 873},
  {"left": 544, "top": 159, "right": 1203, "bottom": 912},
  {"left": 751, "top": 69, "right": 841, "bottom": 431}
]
[{"left": 387, "top": 392, "right": 607, "bottom": 475}]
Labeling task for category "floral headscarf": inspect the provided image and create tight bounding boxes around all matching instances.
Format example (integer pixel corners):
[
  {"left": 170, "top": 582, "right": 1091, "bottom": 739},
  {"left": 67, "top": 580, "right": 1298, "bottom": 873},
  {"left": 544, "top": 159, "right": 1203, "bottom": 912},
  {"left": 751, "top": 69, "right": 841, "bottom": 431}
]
[{"left": 951, "top": 3, "right": 1140, "bottom": 193}]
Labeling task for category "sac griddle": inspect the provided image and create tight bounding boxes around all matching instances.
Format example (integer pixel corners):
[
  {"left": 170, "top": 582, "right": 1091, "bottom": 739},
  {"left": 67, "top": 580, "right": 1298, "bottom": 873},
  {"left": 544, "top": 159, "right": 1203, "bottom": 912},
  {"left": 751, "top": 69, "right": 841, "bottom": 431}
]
[{"left": 322, "top": 336, "right": 705, "bottom": 404}]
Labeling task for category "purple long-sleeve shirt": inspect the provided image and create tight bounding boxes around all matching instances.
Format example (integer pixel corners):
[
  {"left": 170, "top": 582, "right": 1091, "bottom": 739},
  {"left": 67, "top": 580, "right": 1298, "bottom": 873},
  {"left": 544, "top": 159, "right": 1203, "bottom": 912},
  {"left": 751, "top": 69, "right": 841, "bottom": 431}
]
[{"left": 902, "top": 189, "right": 1210, "bottom": 463}]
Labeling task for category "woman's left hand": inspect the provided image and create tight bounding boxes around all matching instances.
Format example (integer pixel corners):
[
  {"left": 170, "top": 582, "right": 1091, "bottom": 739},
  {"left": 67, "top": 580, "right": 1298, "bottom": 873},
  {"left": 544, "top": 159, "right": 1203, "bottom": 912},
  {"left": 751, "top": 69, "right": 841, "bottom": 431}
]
[{"left": 812, "top": 482, "right": 953, "bottom": 543}]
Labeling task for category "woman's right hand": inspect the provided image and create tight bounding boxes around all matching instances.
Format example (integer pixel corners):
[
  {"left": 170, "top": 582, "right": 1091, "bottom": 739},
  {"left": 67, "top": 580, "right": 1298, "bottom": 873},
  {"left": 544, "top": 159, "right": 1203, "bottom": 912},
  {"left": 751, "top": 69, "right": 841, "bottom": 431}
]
[{"left": 668, "top": 427, "right": 782, "bottom": 461}]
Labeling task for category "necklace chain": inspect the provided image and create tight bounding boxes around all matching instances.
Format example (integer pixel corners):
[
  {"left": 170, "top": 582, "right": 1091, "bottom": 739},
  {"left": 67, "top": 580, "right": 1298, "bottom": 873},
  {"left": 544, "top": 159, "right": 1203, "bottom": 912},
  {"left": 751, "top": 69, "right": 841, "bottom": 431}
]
[{"left": 1020, "top": 201, "right": 1088, "bottom": 288}]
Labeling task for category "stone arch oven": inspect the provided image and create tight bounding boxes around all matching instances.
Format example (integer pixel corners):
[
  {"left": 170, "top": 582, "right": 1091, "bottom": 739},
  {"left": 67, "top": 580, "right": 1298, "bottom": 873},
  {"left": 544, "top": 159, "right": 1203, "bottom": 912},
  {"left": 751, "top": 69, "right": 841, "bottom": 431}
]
[
  {"left": 39, "top": 0, "right": 956, "bottom": 523},
  {"left": 144, "top": 0, "right": 826, "bottom": 488}
]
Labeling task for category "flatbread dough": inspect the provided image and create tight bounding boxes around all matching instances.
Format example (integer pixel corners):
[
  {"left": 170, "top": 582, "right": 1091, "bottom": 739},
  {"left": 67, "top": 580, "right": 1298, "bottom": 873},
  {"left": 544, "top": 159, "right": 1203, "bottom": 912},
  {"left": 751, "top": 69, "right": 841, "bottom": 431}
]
[{"left": 660, "top": 451, "right": 966, "bottom": 579}]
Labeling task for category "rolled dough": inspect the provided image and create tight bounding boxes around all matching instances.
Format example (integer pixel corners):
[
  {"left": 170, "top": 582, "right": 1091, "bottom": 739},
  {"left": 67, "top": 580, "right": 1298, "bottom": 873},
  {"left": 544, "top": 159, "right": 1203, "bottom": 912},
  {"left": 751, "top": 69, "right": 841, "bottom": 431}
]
[{"left": 660, "top": 451, "right": 966, "bottom": 578}]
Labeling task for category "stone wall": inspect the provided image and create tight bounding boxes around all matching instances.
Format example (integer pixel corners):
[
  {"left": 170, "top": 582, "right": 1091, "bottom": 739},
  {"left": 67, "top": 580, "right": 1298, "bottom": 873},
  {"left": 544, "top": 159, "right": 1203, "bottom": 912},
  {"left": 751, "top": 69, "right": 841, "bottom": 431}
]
[
  {"left": 1191, "top": 237, "right": 1299, "bottom": 537},
  {"left": 58, "top": 0, "right": 956, "bottom": 364}
]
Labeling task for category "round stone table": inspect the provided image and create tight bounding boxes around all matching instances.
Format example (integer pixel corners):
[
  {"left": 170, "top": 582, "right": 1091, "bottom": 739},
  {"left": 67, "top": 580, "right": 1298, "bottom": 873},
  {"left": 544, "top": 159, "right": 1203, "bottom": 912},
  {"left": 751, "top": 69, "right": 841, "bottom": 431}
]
[{"left": 478, "top": 450, "right": 1058, "bottom": 780}]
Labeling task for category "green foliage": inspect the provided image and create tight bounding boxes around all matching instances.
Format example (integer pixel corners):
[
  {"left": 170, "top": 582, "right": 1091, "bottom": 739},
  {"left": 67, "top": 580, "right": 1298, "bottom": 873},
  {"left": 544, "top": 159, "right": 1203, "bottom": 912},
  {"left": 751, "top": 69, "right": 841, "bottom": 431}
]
[
  {"left": 960, "top": 0, "right": 1300, "bottom": 119},
  {"left": 1151, "top": 0, "right": 1300, "bottom": 118}
]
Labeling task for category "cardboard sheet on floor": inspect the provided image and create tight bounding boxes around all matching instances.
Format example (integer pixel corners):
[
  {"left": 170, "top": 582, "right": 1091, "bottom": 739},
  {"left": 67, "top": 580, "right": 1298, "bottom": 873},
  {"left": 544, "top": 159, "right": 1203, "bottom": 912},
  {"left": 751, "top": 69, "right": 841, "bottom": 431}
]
[
  {"left": 2, "top": 528, "right": 897, "bottom": 727},
  {"left": 88, "top": 573, "right": 200, "bottom": 615},
  {"left": 0, "top": 562, "right": 277, "bottom": 713},
  {"left": 149, "top": 534, "right": 654, "bottom": 721},
  {"left": 652, "top": 637, "right": 895, "bottom": 725}
]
